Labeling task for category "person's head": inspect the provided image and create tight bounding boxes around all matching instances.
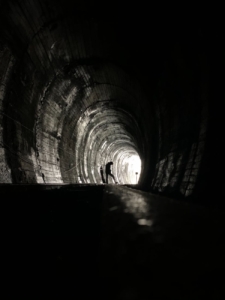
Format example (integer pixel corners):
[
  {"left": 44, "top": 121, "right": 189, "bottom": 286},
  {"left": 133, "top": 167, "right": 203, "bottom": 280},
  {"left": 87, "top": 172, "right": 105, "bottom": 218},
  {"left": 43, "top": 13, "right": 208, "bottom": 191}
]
[{"left": 110, "top": 161, "right": 113, "bottom": 165}]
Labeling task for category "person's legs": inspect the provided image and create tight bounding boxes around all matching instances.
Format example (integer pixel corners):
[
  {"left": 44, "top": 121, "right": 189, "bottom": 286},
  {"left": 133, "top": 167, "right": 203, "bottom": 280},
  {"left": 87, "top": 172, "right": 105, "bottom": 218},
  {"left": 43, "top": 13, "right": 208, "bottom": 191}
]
[
  {"left": 100, "top": 169, "right": 105, "bottom": 183},
  {"left": 109, "top": 173, "right": 116, "bottom": 183},
  {"left": 106, "top": 173, "right": 108, "bottom": 184}
]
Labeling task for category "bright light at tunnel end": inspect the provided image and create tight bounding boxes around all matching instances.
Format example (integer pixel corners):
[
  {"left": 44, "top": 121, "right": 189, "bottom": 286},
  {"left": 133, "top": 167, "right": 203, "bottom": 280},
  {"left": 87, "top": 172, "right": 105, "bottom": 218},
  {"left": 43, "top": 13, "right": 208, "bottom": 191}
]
[
  {"left": 121, "top": 154, "right": 142, "bottom": 184},
  {"left": 128, "top": 154, "right": 142, "bottom": 184}
]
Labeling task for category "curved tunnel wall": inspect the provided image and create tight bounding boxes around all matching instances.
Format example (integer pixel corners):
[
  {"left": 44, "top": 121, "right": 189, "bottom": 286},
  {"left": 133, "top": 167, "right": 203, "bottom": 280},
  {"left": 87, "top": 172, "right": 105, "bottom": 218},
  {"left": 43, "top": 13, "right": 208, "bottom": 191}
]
[
  {"left": 0, "top": 0, "right": 222, "bottom": 205},
  {"left": 0, "top": 1, "right": 151, "bottom": 186}
]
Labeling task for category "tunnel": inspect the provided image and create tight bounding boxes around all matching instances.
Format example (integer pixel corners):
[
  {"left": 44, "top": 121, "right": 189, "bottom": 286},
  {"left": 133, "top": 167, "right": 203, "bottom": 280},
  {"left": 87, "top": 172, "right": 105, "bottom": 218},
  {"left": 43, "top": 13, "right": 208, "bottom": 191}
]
[
  {"left": 0, "top": 1, "right": 224, "bottom": 299},
  {"left": 0, "top": 0, "right": 223, "bottom": 205}
]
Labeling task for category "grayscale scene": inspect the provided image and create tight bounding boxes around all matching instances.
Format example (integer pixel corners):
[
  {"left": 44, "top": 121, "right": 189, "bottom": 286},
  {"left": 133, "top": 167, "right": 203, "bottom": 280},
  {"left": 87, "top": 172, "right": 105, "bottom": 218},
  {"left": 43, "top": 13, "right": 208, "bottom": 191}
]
[{"left": 0, "top": 1, "right": 224, "bottom": 299}]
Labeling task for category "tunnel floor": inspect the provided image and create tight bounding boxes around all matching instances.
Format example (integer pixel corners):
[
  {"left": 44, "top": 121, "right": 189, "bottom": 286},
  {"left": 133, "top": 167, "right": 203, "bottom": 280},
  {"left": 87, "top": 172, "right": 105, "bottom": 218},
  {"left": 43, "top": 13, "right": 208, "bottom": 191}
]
[{"left": 1, "top": 184, "right": 225, "bottom": 299}]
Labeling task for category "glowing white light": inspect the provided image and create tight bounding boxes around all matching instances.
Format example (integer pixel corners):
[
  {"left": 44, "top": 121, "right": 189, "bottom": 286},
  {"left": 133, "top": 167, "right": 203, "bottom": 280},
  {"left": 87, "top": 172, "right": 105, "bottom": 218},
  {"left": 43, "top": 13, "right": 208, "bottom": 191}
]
[{"left": 126, "top": 154, "right": 142, "bottom": 184}]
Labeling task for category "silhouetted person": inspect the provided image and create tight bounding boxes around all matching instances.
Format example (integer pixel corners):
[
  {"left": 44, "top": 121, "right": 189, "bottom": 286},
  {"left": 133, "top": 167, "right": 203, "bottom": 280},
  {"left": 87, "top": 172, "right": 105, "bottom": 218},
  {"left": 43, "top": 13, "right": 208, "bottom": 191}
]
[
  {"left": 105, "top": 161, "right": 117, "bottom": 184},
  {"left": 100, "top": 166, "right": 105, "bottom": 183},
  {"left": 42, "top": 173, "right": 46, "bottom": 183}
]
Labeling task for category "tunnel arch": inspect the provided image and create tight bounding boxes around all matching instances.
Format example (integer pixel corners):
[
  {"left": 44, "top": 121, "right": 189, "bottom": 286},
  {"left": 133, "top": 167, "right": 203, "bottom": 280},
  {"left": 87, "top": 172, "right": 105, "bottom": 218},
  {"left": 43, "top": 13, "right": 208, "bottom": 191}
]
[
  {"left": 69, "top": 101, "right": 143, "bottom": 184},
  {"left": 0, "top": 0, "right": 222, "bottom": 207}
]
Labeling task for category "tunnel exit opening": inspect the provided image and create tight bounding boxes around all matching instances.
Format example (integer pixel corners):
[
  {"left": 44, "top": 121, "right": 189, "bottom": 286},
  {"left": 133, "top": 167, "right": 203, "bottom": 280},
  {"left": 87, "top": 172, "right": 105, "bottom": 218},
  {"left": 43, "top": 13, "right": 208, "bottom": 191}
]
[
  {"left": 120, "top": 154, "right": 141, "bottom": 184},
  {"left": 115, "top": 151, "right": 142, "bottom": 185},
  {"left": 127, "top": 154, "right": 142, "bottom": 184}
]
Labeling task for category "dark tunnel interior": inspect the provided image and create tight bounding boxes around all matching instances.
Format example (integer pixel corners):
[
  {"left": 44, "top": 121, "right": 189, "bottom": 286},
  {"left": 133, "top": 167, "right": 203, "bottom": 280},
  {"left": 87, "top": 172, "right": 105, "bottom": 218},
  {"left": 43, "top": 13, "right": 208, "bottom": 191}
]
[
  {"left": 0, "top": 1, "right": 224, "bottom": 298},
  {"left": 0, "top": 0, "right": 223, "bottom": 206}
]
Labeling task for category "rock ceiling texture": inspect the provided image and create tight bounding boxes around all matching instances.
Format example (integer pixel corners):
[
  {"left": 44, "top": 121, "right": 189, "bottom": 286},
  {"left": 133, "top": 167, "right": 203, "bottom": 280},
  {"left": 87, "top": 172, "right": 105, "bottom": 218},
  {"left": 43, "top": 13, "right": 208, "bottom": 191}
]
[{"left": 0, "top": 1, "right": 223, "bottom": 205}]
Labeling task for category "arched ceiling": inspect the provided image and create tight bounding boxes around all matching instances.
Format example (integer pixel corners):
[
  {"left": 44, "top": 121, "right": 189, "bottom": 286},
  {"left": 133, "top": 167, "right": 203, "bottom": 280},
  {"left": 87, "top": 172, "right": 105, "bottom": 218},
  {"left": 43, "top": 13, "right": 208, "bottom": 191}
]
[
  {"left": 0, "top": 0, "right": 222, "bottom": 206},
  {"left": 0, "top": 0, "right": 156, "bottom": 184}
]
